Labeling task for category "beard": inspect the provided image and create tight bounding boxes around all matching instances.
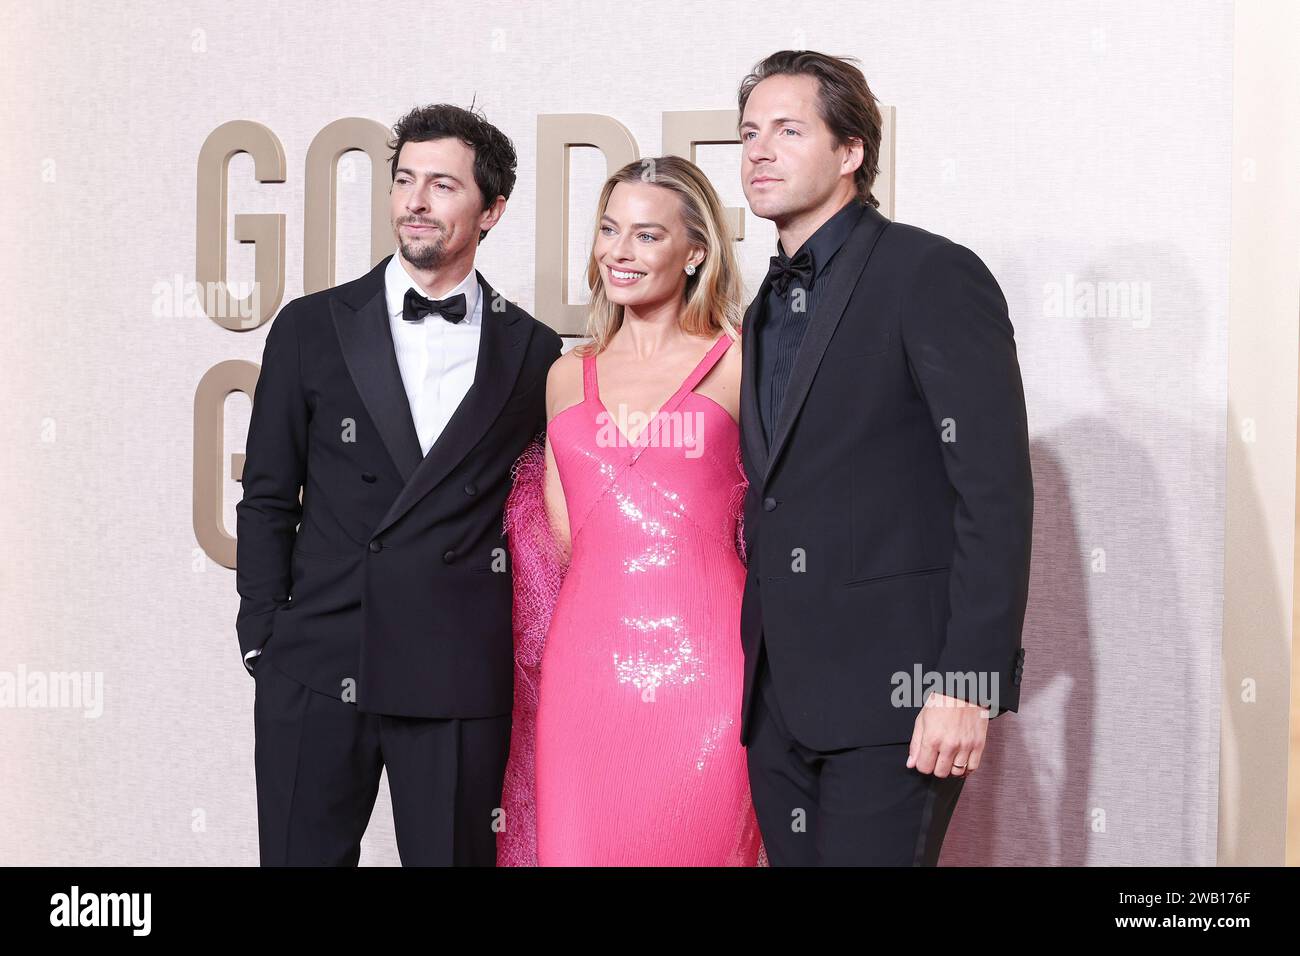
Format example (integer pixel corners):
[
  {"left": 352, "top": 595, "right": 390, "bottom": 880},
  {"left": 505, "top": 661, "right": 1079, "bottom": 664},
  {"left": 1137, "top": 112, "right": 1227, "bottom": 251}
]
[{"left": 396, "top": 219, "right": 449, "bottom": 270}]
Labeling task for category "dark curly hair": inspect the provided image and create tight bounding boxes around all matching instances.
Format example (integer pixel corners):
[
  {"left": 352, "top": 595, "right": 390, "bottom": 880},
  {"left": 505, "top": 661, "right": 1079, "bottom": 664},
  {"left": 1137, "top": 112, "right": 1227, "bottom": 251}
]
[
  {"left": 388, "top": 102, "right": 518, "bottom": 242},
  {"left": 737, "top": 51, "right": 883, "bottom": 209}
]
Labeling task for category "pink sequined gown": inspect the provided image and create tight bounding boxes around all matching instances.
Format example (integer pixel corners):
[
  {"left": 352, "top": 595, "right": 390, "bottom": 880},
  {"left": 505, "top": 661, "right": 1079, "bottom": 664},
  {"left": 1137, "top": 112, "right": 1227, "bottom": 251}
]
[{"left": 498, "top": 331, "right": 763, "bottom": 866}]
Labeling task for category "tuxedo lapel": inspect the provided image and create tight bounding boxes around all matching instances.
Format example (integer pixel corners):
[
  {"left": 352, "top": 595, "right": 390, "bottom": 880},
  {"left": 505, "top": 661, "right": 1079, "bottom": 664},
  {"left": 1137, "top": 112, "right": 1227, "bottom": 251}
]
[
  {"left": 331, "top": 257, "right": 425, "bottom": 483},
  {"left": 371, "top": 270, "right": 530, "bottom": 537},
  {"left": 739, "top": 276, "right": 771, "bottom": 482},
  {"left": 762, "top": 205, "right": 890, "bottom": 485}
]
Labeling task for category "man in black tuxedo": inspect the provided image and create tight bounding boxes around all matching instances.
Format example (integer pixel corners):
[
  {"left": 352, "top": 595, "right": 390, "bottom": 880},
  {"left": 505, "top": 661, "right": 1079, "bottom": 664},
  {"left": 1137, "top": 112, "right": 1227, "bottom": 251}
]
[
  {"left": 236, "top": 104, "right": 562, "bottom": 865},
  {"left": 735, "top": 52, "right": 1033, "bottom": 865}
]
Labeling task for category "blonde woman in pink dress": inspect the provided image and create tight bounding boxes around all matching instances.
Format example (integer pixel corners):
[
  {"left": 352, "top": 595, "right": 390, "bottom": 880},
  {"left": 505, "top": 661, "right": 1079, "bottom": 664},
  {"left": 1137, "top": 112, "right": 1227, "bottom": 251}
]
[{"left": 497, "top": 156, "right": 765, "bottom": 866}]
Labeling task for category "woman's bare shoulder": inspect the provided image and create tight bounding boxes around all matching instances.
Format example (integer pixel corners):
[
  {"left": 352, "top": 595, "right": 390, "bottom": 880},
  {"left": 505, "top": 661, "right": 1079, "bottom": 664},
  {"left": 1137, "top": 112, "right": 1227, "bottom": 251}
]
[
  {"left": 546, "top": 344, "right": 586, "bottom": 421},
  {"left": 714, "top": 331, "right": 743, "bottom": 381}
]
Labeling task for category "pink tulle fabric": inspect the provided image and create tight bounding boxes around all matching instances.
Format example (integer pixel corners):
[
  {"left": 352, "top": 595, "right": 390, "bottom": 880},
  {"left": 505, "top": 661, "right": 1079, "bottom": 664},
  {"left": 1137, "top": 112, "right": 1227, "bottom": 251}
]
[
  {"left": 496, "top": 435, "right": 567, "bottom": 867},
  {"left": 495, "top": 431, "right": 766, "bottom": 866}
]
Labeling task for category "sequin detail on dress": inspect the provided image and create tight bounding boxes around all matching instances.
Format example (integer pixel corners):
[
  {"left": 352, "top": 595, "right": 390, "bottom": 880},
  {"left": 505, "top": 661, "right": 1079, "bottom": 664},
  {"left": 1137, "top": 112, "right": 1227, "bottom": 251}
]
[{"left": 496, "top": 331, "right": 766, "bottom": 866}]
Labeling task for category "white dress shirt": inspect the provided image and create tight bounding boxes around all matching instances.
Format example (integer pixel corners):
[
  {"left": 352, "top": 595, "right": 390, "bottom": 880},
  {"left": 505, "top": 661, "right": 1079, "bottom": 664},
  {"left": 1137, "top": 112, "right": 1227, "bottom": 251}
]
[
  {"left": 244, "top": 256, "right": 482, "bottom": 674},
  {"left": 383, "top": 253, "right": 483, "bottom": 456}
]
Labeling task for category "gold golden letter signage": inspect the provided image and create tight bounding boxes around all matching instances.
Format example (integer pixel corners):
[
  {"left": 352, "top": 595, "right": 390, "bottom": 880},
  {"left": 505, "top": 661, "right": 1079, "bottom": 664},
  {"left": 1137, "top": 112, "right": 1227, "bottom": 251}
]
[{"left": 192, "top": 118, "right": 391, "bottom": 568}]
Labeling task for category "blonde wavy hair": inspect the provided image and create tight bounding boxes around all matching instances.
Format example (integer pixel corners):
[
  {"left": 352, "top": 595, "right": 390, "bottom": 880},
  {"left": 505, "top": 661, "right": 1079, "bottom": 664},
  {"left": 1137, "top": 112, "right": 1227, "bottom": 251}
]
[{"left": 574, "top": 156, "right": 744, "bottom": 357}]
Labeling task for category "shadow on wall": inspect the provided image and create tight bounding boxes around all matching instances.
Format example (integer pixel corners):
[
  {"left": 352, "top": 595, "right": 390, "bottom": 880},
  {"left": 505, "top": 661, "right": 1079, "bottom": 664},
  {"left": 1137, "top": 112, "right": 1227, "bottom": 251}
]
[{"left": 941, "top": 241, "right": 1234, "bottom": 865}]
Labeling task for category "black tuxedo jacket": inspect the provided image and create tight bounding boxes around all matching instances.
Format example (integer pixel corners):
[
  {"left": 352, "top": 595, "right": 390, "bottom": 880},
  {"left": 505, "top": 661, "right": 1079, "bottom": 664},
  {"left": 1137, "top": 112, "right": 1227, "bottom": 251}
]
[
  {"left": 235, "top": 255, "right": 562, "bottom": 717},
  {"left": 738, "top": 204, "right": 1033, "bottom": 751}
]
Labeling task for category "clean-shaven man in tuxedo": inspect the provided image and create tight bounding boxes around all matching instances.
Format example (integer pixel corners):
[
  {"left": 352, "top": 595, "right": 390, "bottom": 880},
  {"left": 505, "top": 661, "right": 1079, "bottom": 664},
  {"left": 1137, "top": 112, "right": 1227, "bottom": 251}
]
[
  {"left": 734, "top": 51, "right": 1033, "bottom": 865},
  {"left": 236, "top": 104, "right": 562, "bottom": 865}
]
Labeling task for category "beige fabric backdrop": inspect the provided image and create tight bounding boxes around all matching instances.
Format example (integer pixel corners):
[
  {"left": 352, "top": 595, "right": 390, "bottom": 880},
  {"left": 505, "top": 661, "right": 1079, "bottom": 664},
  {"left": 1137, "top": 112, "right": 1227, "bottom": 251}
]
[{"left": 0, "top": 0, "right": 1232, "bottom": 865}]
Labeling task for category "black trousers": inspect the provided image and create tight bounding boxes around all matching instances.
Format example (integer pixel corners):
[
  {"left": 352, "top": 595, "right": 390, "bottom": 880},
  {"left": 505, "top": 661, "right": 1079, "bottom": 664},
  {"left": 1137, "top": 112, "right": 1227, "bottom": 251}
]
[
  {"left": 253, "top": 655, "right": 511, "bottom": 866},
  {"left": 746, "top": 641, "right": 966, "bottom": 866}
]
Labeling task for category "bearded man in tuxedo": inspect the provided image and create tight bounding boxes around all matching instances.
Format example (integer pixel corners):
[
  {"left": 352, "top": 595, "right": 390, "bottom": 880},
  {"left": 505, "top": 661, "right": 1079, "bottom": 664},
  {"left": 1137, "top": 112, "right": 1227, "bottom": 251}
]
[{"left": 236, "top": 104, "right": 561, "bottom": 866}]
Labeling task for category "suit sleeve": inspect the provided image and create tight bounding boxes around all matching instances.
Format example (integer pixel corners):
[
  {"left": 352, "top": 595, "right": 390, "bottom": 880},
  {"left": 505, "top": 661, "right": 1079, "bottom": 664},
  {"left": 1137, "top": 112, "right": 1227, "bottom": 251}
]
[
  {"left": 900, "top": 241, "right": 1033, "bottom": 716},
  {"left": 235, "top": 303, "right": 308, "bottom": 668}
]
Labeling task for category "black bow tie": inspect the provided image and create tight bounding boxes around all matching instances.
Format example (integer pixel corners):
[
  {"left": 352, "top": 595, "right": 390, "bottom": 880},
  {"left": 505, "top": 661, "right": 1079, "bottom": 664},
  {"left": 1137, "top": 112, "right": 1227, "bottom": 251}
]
[
  {"left": 402, "top": 286, "right": 468, "bottom": 324},
  {"left": 766, "top": 246, "right": 815, "bottom": 299}
]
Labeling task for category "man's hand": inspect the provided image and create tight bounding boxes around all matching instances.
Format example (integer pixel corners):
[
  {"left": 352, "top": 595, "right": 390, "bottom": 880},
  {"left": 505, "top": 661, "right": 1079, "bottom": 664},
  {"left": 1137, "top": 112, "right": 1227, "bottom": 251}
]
[{"left": 907, "top": 692, "right": 990, "bottom": 777}]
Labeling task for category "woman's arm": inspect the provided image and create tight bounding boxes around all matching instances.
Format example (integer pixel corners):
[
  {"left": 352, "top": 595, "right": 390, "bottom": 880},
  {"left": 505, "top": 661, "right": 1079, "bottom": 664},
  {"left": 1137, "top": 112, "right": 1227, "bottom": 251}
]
[
  {"left": 542, "top": 431, "right": 571, "bottom": 563},
  {"left": 542, "top": 352, "right": 581, "bottom": 562}
]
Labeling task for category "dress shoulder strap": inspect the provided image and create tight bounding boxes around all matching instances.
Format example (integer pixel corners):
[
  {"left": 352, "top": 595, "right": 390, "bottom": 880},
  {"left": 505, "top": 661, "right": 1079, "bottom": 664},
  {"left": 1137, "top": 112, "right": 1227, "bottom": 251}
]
[
  {"left": 581, "top": 347, "right": 598, "bottom": 403},
  {"left": 679, "top": 332, "right": 735, "bottom": 396}
]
